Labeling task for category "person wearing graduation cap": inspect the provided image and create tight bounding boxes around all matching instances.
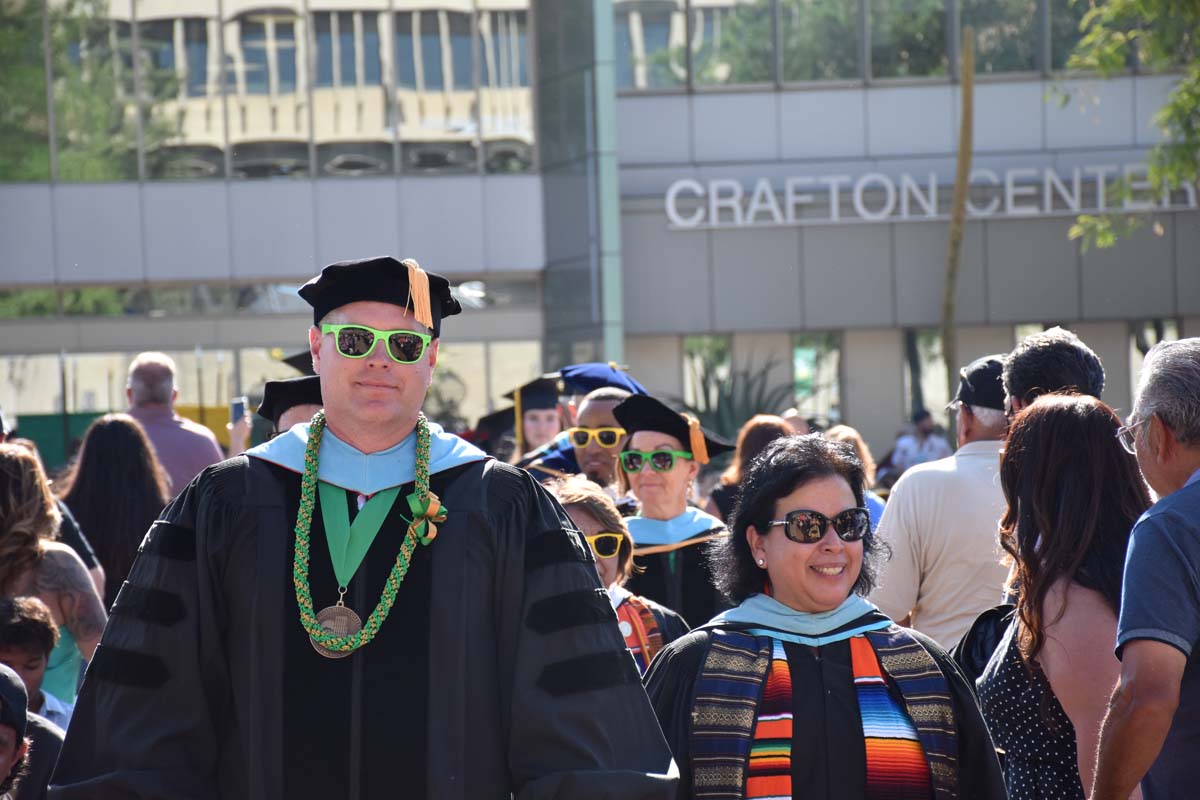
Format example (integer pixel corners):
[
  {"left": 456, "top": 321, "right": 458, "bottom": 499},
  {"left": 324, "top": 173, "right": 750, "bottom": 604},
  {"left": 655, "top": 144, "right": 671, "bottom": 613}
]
[
  {"left": 614, "top": 394, "right": 734, "bottom": 628},
  {"left": 257, "top": 375, "right": 324, "bottom": 436},
  {"left": 520, "top": 363, "right": 648, "bottom": 487},
  {"left": 506, "top": 376, "right": 568, "bottom": 460},
  {"left": 51, "top": 256, "right": 677, "bottom": 800}
]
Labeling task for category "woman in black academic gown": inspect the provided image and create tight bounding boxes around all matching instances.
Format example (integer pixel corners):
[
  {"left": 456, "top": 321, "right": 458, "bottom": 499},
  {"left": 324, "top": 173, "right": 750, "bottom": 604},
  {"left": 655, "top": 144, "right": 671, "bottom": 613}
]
[
  {"left": 644, "top": 434, "right": 1007, "bottom": 800},
  {"left": 613, "top": 395, "right": 734, "bottom": 628}
]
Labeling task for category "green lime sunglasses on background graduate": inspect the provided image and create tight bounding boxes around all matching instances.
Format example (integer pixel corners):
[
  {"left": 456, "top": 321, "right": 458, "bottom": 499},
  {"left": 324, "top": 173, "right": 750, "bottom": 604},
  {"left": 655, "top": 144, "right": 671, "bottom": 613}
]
[
  {"left": 322, "top": 323, "right": 432, "bottom": 364},
  {"left": 620, "top": 449, "right": 694, "bottom": 473}
]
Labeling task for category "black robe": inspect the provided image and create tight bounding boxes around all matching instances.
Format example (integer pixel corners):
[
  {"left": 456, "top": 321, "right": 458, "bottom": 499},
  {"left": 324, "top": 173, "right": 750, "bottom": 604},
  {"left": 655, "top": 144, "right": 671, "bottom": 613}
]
[
  {"left": 626, "top": 531, "right": 728, "bottom": 629},
  {"left": 644, "top": 611, "right": 1006, "bottom": 800},
  {"left": 51, "top": 456, "right": 677, "bottom": 799}
]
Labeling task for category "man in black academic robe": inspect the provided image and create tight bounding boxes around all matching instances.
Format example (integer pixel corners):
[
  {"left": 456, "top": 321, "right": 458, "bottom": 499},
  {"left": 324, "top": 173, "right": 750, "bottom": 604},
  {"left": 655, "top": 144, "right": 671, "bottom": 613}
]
[{"left": 50, "top": 257, "right": 676, "bottom": 800}]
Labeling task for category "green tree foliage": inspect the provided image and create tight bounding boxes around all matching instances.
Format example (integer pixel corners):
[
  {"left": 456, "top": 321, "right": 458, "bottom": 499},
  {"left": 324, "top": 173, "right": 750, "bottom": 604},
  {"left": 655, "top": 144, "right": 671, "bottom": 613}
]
[
  {"left": 679, "top": 335, "right": 793, "bottom": 441},
  {"left": 0, "top": 0, "right": 183, "bottom": 183},
  {"left": 1066, "top": 0, "right": 1200, "bottom": 248},
  {"left": 870, "top": 0, "right": 948, "bottom": 78},
  {"left": 0, "top": 0, "right": 51, "bottom": 180}
]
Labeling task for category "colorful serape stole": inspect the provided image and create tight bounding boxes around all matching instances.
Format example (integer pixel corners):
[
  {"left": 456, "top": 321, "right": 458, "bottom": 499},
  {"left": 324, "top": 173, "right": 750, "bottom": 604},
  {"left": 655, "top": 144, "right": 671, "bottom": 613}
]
[
  {"left": 863, "top": 627, "right": 959, "bottom": 800},
  {"left": 851, "top": 636, "right": 932, "bottom": 800},
  {"left": 690, "top": 630, "right": 772, "bottom": 800},
  {"left": 617, "top": 595, "right": 665, "bottom": 674},
  {"left": 745, "top": 639, "right": 792, "bottom": 800}
]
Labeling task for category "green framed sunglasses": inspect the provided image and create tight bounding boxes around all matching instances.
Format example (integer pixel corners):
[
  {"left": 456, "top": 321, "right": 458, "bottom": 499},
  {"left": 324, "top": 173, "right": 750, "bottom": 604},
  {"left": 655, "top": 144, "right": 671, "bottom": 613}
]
[
  {"left": 321, "top": 323, "right": 432, "bottom": 364},
  {"left": 620, "top": 449, "right": 693, "bottom": 473}
]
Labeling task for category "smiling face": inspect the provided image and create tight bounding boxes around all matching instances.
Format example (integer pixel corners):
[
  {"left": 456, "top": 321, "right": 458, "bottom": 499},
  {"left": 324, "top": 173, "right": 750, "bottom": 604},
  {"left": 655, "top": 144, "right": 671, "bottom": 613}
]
[
  {"left": 626, "top": 430, "right": 698, "bottom": 519},
  {"left": 573, "top": 399, "right": 626, "bottom": 486},
  {"left": 746, "top": 474, "right": 863, "bottom": 613},
  {"left": 308, "top": 301, "right": 438, "bottom": 448},
  {"left": 521, "top": 408, "right": 561, "bottom": 452}
]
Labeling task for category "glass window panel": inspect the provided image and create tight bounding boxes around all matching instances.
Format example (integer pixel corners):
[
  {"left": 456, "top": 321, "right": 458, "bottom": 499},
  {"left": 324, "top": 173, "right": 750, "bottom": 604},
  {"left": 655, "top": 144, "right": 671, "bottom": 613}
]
[
  {"left": 397, "top": 8, "right": 476, "bottom": 173},
  {"left": 478, "top": 7, "right": 531, "bottom": 173},
  {"left": 140, "top": 19, "right": 174, "bottom": 71},
  {"left": 1049, "top": 0, "right": 1088, "bottom": 71},
  {"left": 395, "top": 12, "right": 416, "bottom": 88},
  {"left": 614, "top": 1, "right": 685, "bottom": 91},
  {"left": 315, "top": 9, "right": 392, "bottom": 176},
  {"left": 362, "top": 12, "right": 381, "bottom": 85},
  {"left": 315, "top": 12, "right": 333, "bottom": 87},
  {"left": 614, "top": 12, "right": 635, "bottom": 89},
  {"left": 692, "top": 0, "right": 774, "bottom": 87},
  {"left": 276, "top": 20, "right": 296, "bottom": 92},
  {"left": 228, "top": 6, "right": 309, "bottom": 179},
  {"left": 183, "top": 19, "right": 208, "bottom": 97},
  {"left": 60, "top": 286, "right": 143, "bottom": 316},
  {"left": 337, "top": 11, "right": 356, "bottom": 85},
  {"left": 420, "top": 11, "right": 443, "bottom": 91},
  {"left": 449, "top": 12, "right": 472, "bottom": 91},
  {"left": 52, "top": 5, "right": 138, "bottom": 180},
  {"left": 0, "top": 289, "right": 61, "bottom": 319},
  {"left": 436, "top": 342, "right": 489, "bottom": 431},
  {"left": 962, "top": 0, "right": 1038, "bottom": 74},
  {"left": 780, "top": 0, "right": 859, "bottom": 81},
  {"left": 900, "top": 327, "right": 949, "bottom": 428},
  {"left": 682, "top": 335, "right": 732, "bottom": 413},
  {"left": 792, "top": 333, "right": 841, "bottom": 424},
  {"left": 0, "top": 0, "right": 51, "bottom": 181},
  {"left": 241, "top": 19, "right": 268, "bottom": 93},
  {"left": 869, "top": 0, "right": 948, "bottom": 78}
]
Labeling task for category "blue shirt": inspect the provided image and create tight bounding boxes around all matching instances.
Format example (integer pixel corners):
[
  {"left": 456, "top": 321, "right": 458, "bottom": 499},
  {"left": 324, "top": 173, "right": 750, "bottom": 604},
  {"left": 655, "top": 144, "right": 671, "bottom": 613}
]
[{"left": 1116, "top": 470, "right": 1200, "bottom": 800}]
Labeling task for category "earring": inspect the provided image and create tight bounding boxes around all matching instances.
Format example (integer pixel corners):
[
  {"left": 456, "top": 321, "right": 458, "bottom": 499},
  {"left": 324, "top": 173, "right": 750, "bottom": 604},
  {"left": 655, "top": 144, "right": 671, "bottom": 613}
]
[{"left": 757, "top": 559, "right": 765, "bottom": 566}]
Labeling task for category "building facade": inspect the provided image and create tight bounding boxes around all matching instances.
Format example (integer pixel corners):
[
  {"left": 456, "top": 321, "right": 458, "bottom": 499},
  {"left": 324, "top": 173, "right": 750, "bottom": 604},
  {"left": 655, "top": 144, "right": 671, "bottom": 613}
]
[{"left": 1, "top": 0, "right": 1197, "bottom": 460}]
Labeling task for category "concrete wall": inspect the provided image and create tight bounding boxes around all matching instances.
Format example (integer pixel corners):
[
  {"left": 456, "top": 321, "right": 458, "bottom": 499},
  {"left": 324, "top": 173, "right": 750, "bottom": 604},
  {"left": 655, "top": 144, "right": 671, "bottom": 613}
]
[
  {"left": 617, "top": 75, "right": 1178, "bottom": 195},
  {"left": 0, "top": 176, "right": 545, "bottom": 285},
  {"left": 620, "top": 208, "right": 1199, "bottom": 334}
]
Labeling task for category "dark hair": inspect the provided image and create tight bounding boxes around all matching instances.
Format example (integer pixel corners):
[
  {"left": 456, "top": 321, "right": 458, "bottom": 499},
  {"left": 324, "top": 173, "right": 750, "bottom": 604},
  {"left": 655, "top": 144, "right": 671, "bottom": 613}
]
[
  {"left": 911, "top": 409, "right": 932, "bottom": 425},
  {"left": 709, "top": 434, "right": 886, "bottom": 604},
  {"left": 720, "top": 415, "right": 792, "bottom": 486},
  {"left": 1000, "top": 393, "right": 1150, "bottom": 664},
  {"left": 1003, "top": 327, "right": 1105, "bottom": 406},
  {"left": 57, "top": 414, "right": 171, "bottom": 607},
  {"left": 0, "top": 741, "right": 29, "bottom": 796},
  {"left": 0, "top": 597, "right": 58, "bottom": 658}
]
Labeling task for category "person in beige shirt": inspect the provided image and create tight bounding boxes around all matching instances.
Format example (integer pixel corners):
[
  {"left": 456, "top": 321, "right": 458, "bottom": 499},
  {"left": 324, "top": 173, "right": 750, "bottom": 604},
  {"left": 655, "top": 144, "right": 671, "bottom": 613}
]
[{"left": 871, "top": 355, "right": 1010, "bottom": 648}]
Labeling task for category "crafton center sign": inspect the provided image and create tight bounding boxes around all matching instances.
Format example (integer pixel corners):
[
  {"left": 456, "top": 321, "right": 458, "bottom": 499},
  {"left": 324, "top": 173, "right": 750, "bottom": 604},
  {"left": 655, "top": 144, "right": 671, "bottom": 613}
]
[{"left": 664, "top": 165, "right": 1199, "bottom": 230}]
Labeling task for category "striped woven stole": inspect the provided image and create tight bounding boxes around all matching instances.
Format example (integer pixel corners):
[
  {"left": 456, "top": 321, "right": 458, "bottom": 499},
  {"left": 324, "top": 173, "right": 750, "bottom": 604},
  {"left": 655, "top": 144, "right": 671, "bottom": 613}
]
[
  {"left": 863, "top": 627, "right": 959, "bottom": 800},
  {"left": 617, "top": 595, "right": 665, "bottom": 674},
  {"left": 851, "top": 637, "right": 932, "bottom": 799},
  {"left": 690, "top": 630, "right": 772, "bottom": 799},
  {"left": 746, "top": 639, "right": 792, "bottom": 800},
  {"left": 690, "top": 626, "right": 959, "bottom": 800}
]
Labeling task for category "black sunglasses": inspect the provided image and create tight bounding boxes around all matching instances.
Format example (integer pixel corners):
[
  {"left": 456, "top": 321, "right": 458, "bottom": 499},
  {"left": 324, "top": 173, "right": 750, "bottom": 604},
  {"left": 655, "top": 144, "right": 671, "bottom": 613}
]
[{"left": 767, "top": 508, "right": 871, "bottom": 544}]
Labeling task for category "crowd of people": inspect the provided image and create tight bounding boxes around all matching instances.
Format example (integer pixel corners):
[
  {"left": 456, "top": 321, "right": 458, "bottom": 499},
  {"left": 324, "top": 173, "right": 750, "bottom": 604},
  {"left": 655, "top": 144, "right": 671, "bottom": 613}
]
[{"left": 0, "top": 255, "right": 1195, "bottom": 800}]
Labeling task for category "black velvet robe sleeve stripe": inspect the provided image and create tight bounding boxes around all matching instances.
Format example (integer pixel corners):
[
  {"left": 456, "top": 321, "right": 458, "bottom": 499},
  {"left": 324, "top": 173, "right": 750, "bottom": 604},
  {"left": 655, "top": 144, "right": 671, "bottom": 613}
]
[
  {"left": 903, "top": 628, "right": 1008, "bottom": 800},
  {"left": 50, "top": 459, "right": 250, "bottom": 799},
  {"left": 484, "top": 463, "right": 679, "bottom": 799}
]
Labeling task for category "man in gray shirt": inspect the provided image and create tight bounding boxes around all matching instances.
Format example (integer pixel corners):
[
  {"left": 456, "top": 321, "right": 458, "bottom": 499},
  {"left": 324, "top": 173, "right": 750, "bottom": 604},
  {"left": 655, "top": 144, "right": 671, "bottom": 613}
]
[{"left": 125, "top": 352, "right": 224, "bottom": 496}]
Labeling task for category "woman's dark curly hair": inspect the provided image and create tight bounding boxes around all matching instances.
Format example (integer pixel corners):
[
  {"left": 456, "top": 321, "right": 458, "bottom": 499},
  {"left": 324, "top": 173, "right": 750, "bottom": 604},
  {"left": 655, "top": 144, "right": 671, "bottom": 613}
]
[{"left": 708, "top": 434, "right": 887, "bottom": 604}]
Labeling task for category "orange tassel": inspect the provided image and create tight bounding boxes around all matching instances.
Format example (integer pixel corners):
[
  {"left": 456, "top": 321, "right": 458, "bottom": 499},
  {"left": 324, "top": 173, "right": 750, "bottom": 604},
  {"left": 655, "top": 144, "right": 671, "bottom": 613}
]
[
  {"left": 686, "top": 414, "right": 709, "bottom": 464},
  {"left": 401, "top": 258, "right": 435, "bottom": 332}
]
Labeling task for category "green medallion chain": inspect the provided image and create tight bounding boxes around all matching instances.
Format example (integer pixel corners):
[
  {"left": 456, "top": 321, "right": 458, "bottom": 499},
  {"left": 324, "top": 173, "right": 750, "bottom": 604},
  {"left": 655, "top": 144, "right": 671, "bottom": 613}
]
[{"left": 292, "top": 411, "right": 447, "bottom": 654}]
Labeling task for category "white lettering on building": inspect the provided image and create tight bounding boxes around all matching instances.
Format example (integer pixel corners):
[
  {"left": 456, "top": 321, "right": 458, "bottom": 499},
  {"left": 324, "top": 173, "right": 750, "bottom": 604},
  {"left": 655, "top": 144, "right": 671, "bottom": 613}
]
[{"left": 662, "top": 165, "right": 1198, "bottom": 229}]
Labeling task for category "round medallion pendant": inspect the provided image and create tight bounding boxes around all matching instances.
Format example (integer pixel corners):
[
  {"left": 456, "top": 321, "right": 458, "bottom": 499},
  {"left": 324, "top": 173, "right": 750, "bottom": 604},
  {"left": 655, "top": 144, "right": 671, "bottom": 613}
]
[{"left": 310, "top": 605, "right": 363, "bottom": 659}]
